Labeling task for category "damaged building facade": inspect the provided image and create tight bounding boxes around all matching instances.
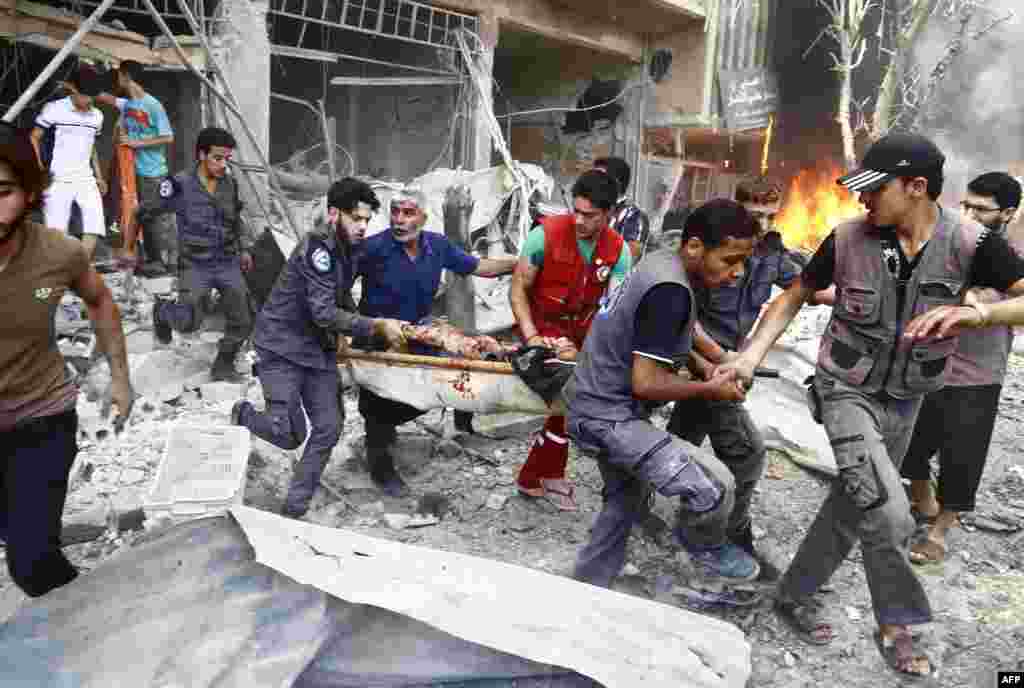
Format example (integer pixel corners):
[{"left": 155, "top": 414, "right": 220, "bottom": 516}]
[{"left": 2, "top": 0, "right": 778, "bottom": 238}]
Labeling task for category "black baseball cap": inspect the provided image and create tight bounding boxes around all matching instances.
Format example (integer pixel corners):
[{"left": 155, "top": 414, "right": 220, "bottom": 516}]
[{"left": 837, "top": 132, "right": 945, "bottom": 193}]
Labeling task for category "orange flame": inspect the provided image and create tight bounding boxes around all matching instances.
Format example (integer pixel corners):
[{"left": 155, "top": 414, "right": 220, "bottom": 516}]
[{"left": 776, "top": 164, "right": 864, "bottom": 251}]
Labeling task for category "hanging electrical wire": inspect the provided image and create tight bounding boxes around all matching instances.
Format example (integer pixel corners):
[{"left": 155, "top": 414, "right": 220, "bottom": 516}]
[{"left": 454, "top": 27, "right": 534, "bottom": 248}]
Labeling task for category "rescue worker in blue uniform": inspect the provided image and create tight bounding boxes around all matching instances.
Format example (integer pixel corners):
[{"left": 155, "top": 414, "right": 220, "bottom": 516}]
[
  {"left": 150, "top": 127, "right": 254, "bottom": 381},
  {"left": 232, "top": 178, "right": 407, "bottom": 518},
  {"left": 356, "top": 187, "right": 518, "bottom": 496}
]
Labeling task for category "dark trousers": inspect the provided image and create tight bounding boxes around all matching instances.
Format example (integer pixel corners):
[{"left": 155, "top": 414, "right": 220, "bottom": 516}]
[
  {"left": 242, "top": 349, "right": 341, "bottom": 513},
  {"left": 137, "top": 175, "right": 178, "bottom": 269},
  {"left": 157, "top": 256, "right": 253, "bottom": 354},
  {"left": 0, "top": 411, "right": 79, "bottom": 597},
  {"left": 667, "top": 397, "right": 766, "bottom": 541},
  {"left": 358, "top": 388, "right": 427, "bottom": 452},
  {"left": 901, "top": 383, "right": 1002, "bottom": 512}
]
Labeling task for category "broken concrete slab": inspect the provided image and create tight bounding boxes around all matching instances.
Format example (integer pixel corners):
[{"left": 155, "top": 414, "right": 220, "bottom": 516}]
[{"left": 232, "top": 505, "right": 751, "bottom": 687}]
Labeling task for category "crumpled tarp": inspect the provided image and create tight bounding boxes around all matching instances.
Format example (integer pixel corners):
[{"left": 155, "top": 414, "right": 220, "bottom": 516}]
[{"left": 0, "top": 516, "right": 594, "bottom": 688}]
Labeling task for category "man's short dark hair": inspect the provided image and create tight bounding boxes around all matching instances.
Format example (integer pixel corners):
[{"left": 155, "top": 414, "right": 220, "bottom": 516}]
[
  {"left": 682, "top": 199, "right": 759, "bottom": 248},
  {"left": 0, "top": 122, "right": 50, "bottom": 211},
  {"left": 327, "top": 177, "right": 380, "bottom": 213},
  {"left": 66, "top": 64, "right": 102, "bottom": 97},
  {"left": 968, "top": 172, "right": 1022, "bottom": 211},
  {"left": 195, "top": 127, "right": 237, "bottom": 159},
  {"left": 735, "top": 176, "right": 782, "bottom": 206},
  {"left": 593, "top": 156, "right": 630, "bottom": 196},
  {"left": 571, "top": 169, "right": 619, "bottom": 211},
  {"left": 117, "top": 60, "right": 145, "bottom": 84}
]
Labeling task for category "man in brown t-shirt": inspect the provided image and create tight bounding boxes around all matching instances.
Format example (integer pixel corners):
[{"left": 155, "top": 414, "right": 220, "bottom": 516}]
[{"left": 1, "top": 122, "right": 132, "bottom": 597}]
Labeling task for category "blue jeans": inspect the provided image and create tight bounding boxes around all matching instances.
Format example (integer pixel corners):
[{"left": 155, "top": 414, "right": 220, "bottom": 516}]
[{"left": 0, "top": 411, "right": 79, "bottom": 597}]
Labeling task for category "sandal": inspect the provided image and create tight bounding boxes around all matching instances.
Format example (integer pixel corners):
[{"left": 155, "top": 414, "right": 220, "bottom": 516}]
[
  {"left": 911, "top": 507, "right": 939, "bottom": 526},
  {"left": 909, "top": 538, "right": 946, "bottom": 565},
  {"left": 775, "top": 597, "right": 835, "bottom": 645},
  {"left": 539, "top": 478, "right": 578, "bottom": 512},
  {"left": 874, "top": 629, "right": 932, "bottom": 677}
]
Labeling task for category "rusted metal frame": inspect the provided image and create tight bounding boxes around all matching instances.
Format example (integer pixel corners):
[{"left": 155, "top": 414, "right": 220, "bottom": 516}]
[{"left": 267, "top": 0, "right": 475, "bottom": 50}]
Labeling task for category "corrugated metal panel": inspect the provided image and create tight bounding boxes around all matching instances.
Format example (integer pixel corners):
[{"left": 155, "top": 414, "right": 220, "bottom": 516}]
[{"left": 711, "top": 0, "right": 777, "bottom": 122}]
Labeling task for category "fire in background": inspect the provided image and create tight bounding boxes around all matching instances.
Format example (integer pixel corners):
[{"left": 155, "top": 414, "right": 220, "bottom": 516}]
[{"left": 776, "top": 164, "right": 864, "bottom": 251}]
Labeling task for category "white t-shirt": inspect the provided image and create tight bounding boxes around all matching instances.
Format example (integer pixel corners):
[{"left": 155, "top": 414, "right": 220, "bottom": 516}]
[{"left": 35, "top": 97, "right": 103, "bottom": 183}]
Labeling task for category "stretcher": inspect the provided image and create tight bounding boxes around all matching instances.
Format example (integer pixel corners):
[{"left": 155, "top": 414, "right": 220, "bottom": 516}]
[{"left": 339, "top": 349, "right": 565, "bottom": 416}]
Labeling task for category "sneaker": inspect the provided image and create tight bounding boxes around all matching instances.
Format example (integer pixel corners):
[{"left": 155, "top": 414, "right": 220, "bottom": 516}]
[
  {"left": 685, "top": 542, "right": 760, "bottom": 582},
  {"left": 231, "top": 400, "right": 251, "bottom": 427},
  {"left": 152, "top": 301, "right": 172, "bottom": 345}
]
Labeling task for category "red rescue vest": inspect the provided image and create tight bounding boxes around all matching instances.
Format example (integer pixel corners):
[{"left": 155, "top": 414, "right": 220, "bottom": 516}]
[{"left": 527, "top": 214, "right": 625, "bottom": 346}]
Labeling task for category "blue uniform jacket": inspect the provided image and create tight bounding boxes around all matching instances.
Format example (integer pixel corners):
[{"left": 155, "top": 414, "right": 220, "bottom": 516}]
[
  {"left": 700, "top": 232, "right": 804, "bottom": 351},
  {"left": 155, "top": 165, "right": 254, "bottom": 261},
  {"left": 254, "top": 226, "right": 374, "bottom": 370}
]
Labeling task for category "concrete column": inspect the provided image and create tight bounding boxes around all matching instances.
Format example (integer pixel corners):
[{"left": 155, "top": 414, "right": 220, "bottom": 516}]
[
  {"left": 215, "top": 0, "right": 270, "bottom": 210},
  {"left": 470, "top": 12, "right": 499, "bottom": 172},
  {"left": 443, "top": 186, "right": 477, "bottom": 333}
]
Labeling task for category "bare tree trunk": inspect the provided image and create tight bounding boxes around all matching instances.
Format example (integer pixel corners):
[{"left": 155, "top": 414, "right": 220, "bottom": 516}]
[
  {"left": 837, "top": 39, "right": 858, "bottom": 168},
  {"left": 872, "top": 0, "right": 942, "bottom": 136}
]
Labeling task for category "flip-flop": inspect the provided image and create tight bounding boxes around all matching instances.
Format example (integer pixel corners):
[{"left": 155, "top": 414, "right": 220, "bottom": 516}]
[
  {"left": 910, "top": 507, "right": 939, "bottom": 526},
  {"left": 539, "top": 478, "right": 578, "bottom": 512},
  {"left": 775, "top": 598, "right": 835, "bottom": 645},
  {"left": 909, "top": 538, "right": 946, "bottom": 565},
  {"left": 873, "top": 629, "right": 933, "bottom": 677}
]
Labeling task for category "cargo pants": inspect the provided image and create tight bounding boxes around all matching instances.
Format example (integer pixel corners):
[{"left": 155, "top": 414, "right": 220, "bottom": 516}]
[
  {"left": 667, "top": 398, "right": 766, "bottom": 543},
  {"left": 778, "top": 372, "right": 933, "bottom": 627},
  {"left": 566, "top": 414, "right": 735, "bottom": 588}
]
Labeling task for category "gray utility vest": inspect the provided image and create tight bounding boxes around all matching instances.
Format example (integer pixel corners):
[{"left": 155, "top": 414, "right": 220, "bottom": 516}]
[
  {"left": 946, "top": 286, "right": 1014, "bottom": 387},
  {"left": 569, "top": 249, "right": 696, "bottom": 421},
  {"left": 171, "top": 170, "right": 246, "bottom": 261},
  {"left": 819, "top": 208, "right": 984, "bottom": 398}
]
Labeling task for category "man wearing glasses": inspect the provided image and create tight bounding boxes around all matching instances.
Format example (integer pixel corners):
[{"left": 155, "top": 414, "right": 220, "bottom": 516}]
[
  {"left": 901, "top": 172, "right": 1023, "bottom": 564},
  {"left": 232, "top": 178, "right": 407, "bottom": 519},
  {"left": 354, "top": 188, "right": 517, "bottom": 496}
]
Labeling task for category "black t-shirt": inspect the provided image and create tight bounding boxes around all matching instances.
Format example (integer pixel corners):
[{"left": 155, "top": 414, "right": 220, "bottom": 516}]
[
  {"left": 633, "top": 284, "right": 691, "bottom": 363},
  {"left": 801, "top": 228, "right": 1024, "bottom": 292}
]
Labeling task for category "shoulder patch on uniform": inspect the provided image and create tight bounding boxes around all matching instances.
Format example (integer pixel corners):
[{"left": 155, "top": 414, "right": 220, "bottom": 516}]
[
  {"left": 159, "top": 177, "right": 177, "bottom": 198},
  {"left": 309, "top": 244, "right": 333, "bottom": 274}
]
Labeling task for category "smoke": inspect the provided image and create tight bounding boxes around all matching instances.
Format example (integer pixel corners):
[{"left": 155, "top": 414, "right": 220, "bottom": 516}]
[{"left": 912, "top": 1, "right": 1024, "bottom": 202}]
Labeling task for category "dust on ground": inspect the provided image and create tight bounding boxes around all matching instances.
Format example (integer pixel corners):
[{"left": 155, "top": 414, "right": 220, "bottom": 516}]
[{"left": 2, "top": 306, "right": 1023, "bottom": 687}]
